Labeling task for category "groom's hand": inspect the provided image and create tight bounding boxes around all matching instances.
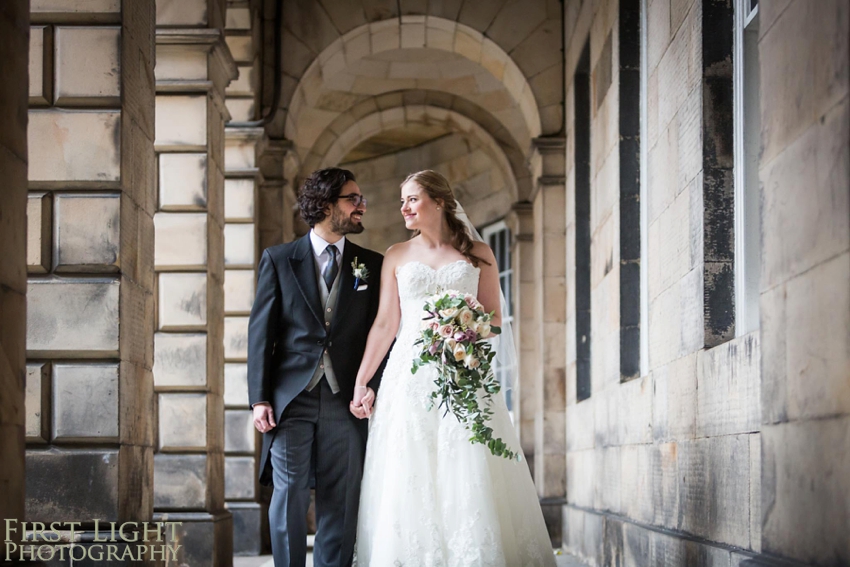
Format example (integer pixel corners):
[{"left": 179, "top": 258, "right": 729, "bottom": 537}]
[
  {"left": 253, "top": 403, "right": 276, "bottom": 433},
  {"left": 349, "top": 387, "right": 375, "bottom": 419}
]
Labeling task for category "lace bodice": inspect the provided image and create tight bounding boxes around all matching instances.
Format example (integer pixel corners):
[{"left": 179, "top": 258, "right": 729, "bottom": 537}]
[{"left": 395, "top": 260, "right": 481, "bottom": 341}]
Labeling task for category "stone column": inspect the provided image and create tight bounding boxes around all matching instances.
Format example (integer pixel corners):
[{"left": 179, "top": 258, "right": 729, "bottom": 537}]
[
  {"left": 152, "top": 1, "right": 236, "bottom": 564},
  {"left": 505, "top": 203, "right": 538, "bottom": 473},
  {"left": 0, "top": 0, "right": 29, "bottom": 549},
  {"left": 257, "top": 138, "right": 297, "bottom": 250},
  {"left": 24, "top": 0, "right": 157, "bottom": 555},
  {"left": 222, "top": 126, "right": 262, "bottom": 554},
  {"left": 530, "top": 137, "right": 567, "bottom": 545}
]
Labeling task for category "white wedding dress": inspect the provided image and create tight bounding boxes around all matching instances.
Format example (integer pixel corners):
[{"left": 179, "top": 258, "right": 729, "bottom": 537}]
[{"left": 356, "top": 260, "right": 556, "bottom": 567}]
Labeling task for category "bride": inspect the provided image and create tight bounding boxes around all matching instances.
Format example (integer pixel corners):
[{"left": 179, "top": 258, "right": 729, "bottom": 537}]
[{"left": 349, "top": 170, "right": 556, "bottom": 566}]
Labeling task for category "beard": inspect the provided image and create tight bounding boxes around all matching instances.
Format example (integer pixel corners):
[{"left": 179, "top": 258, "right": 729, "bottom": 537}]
[{"left": 329, "top": 206, "right": 365, "bottom": 235}]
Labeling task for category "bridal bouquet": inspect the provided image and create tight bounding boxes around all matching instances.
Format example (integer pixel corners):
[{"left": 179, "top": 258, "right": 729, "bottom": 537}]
[{"left": 411, "top": 290, "right": 518, "bottom": 460}]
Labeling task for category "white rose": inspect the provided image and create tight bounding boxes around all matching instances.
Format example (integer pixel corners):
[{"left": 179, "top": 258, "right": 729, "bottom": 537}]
[
  {"left": 458, "top": 308, "right": 474, "bottom": 327},
  {"left": 440, "top": 307, "right": 459, "bottom": 318},
  {"left": 445, "top": 338, "right": 457, "bottom": 352},
  {"left": 478, "top": 322, "right": 491, "bottom": 337},
  {"left": 453, "top": 343, "right": 467, "bottom": 362},
  {"left": 464, "top": 353, "right": 480, "bottom": 369}
]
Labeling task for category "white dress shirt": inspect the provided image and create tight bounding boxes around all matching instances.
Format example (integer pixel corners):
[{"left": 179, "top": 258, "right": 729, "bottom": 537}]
[{"left": 310, "top": 230, "right": 345, "bottom": 277}]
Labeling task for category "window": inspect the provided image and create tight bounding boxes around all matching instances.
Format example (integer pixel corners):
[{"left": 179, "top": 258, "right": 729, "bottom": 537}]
[
  {"left": 482, "top": 221, "right": 514, "bottom": 412},
  {"left": 575, "top": 40, "right": 592, "bottom": 402},
  {"left": 619, "top": 0, "right": 641, "bottom": 381},
  {"left": 639, "top": 0, "right": 649, "bottom": 376},
  {"left": 734, "top": 0, "right": 761, "bottom": 335}
]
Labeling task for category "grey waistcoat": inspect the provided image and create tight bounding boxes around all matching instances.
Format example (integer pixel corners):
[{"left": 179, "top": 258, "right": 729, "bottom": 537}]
[{"left": 305, "top": 255, "right": 342, "bottom": 393}]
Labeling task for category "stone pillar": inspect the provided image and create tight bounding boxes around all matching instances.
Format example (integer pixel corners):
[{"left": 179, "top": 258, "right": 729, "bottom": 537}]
[
  {"left": 257, "top": 138, "right": 297, "bottom": 249},
  {"left": 0, "top": 0, "right": 29, "bottom": 549},
  {"left": 152, "top": 1, "right": 236, "bottom": 564},
  {"left": 530, "top": 137, "right": 567, "bottom": 545},
  {"left": 222, "top": 126, "right": 262, "bottom": 555},
  {"left": 25, "top": 0, "right": 157, "bottom": 547},
  {"left": 505, "top": 203, "right": 538, "bottom": 473}
]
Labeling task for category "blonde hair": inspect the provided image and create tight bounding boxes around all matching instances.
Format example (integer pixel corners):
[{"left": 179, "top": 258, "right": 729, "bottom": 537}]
[{"left": 401, "top": 170, "right": 490, "bottom": 267}]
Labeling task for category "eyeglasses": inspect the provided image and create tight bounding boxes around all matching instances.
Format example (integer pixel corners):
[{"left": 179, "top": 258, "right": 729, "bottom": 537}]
[{"left": 337, "top": 193, "right": 367, "bottom": 207}]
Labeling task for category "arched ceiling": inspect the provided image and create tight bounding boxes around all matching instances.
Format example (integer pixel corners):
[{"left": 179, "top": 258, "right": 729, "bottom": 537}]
[
  {"left": 274, "top": 1, "right": 564, "bottom": 149},
  {"left": 318, "top": 104, "right": 519, "bottom": 202},
  {"left": 296, "top": 90, "right": 531, "bottom": 199},
  {"left": 273, "top": 1, "right": 563, "bottom": 221}
]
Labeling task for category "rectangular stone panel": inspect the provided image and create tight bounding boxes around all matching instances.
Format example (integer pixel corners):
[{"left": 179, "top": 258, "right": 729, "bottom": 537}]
[
  {"left": 224, "top": 363, "right": 249, "bottom": 407},
  {"left": 153, "top": 454, "right": 207, "bottom": 509},
  {"left": 227, "top": 502, "right": 262, "bottom": 556},
  {"left": 155, "top": 0, "right": 209, "bottom": 26},
  {"left": 27, "top": 191, "right": 52, "bottom": 273},
  {"left": 225, "top": 98, "right": 254, "bottom": 123},
  {"left": 157, "top": 272, "right": 207, "bottom": 330},
  {"left": 224, "top": 223, "right": 254, "bottom": 267},
  {"left": 224, "top": 410, "right": 254, "bottom": 453},
  {"left": 762, "top": 418, "right": 850, "bottom": 565},
  {"left": 29, "top": 110, "right": 121, "bottom": 185},
  {"left": 27, "top": 278, "right": 119, "bottom": 357},
  {"left": 52, "top": 363, "right": 119, "bottom": 440},
  {"left": 224, "top": 136, "right": 257, "bottom": 170},
  {"left": 224, "top": 456, "right": 255, "bottom": 500},
  {"left": 225, "top": 7, "right": 251, "bottom": 30},
  {"left": 224, "top": 316, "right": 248, "bottom": 361},
  {"left": 158, "top": 392, "right": 207, "bottom": 450},
  {"left": 226, "top": 65, "right": 255, "bottom": 96},
  {"left": 26, "top": 363, "right": 50, "bottom": 443},
  {"left": 54, "top": 192, "right": 120, "bottom": 272},
  {"left": 224, "top": 178, "right": 254, "bottom": 221},
  {"left": 155, "top": 95, "right": 207, "bottom": 150},
  {"left": 31, "top": 0, "right": 121, "bottom": 22},
  {"left": 26, "top": 448, "right": 119, "bottom": 522},
  {"left": 29, "top": 26, "right": 51, "bottom": 105},
  {"left": 159, "top": 153, "right": 207, "bottom": 210},
  {"left": 154, "top": 332, "right": 207, "bottom": 388},
  {"left": 54, "top": 26, "right": 120, "bottom": 105},
  {"left": 225, "top": 35, "right": 252, "bottom": 63},
  {"left": 155, "top": 45, "right": 209, "bottom": 81},
  {"left": 224, "top": 269, "right": 255, "bottom": 314},
  {"left": 154, "top": 213, "right": 208, "bottom": 269}
]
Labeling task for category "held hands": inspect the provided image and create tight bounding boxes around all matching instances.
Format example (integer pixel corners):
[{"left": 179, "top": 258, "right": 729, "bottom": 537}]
[
  {"left": 252, "top": 403, "right": 276, "bottom": 433},
  {"left": 350, "top": 385, "right": 375, "bottom": 419}
]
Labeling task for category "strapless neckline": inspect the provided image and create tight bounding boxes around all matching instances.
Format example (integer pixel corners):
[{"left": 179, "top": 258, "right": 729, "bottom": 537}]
[{"left": 395, "top": 259, "right": 480, "bottom": 275}]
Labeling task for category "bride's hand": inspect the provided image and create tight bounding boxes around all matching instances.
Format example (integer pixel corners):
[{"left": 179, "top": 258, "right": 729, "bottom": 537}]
[{"left": 350, "top": 386, "right": 375, "bottom": 419}]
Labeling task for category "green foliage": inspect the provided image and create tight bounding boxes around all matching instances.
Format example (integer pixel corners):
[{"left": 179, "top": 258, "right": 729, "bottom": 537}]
[{"left": 412, "top": 290, "right": 519, "bottom": 461}]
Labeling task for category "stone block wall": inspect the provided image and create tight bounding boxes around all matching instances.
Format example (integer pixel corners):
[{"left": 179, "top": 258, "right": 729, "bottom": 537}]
[
  {"left": 24, "top": 0, "right": 158, "bottom": 544},
  {"left": 151, "top": 0, "right": 237, "bottom": 563},
  {"left": 562, "top": 0, "right": 760, "bottom": 563},
  {"left": 757, "top": 1, "right": 849, "bottom": 565},
  {"left": 0, "top": 0, "right": 30, "bottom": 543},
  {"left": 222, "top": 124, "right": 262, "bottom": 554}
]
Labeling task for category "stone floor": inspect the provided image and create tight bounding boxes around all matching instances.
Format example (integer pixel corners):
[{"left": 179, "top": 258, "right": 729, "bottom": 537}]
[{"left": 233, "top": 543, "right": 590, "bottom": 567}]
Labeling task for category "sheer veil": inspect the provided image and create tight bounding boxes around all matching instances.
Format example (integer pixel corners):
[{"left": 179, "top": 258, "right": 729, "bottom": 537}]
[{"left": 454, "top": 201, "right": 518, "bottom": 418}]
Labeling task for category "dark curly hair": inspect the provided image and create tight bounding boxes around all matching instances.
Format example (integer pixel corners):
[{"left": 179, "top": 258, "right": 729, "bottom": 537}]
[{"left": 298, "top": 167, "right": 356, "bottom": 227}]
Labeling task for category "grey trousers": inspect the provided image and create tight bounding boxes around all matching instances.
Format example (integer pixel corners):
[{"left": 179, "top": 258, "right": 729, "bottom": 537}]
[{"left": 268, "top": 379, "right": 367, "bottom": 567}]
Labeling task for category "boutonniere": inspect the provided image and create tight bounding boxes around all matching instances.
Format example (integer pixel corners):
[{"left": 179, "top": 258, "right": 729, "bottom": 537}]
[{"left": 351, "top": 257, "right": 369, "bottom": 289}]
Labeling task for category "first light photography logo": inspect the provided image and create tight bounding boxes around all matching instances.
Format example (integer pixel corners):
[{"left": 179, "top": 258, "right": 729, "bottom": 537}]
[{"left": 5, "top": 519, "right": 183, "bottom": 562}]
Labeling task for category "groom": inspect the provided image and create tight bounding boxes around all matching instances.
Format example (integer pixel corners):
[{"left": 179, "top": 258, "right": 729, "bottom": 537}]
[{"left": 247, "top": 167, "right": 383, "bottom": 567}]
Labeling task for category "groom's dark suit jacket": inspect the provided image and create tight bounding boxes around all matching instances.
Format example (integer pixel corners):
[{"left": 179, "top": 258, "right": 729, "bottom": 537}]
[{"left": 247, "top": 234, "right": 384, "bottom": 485}]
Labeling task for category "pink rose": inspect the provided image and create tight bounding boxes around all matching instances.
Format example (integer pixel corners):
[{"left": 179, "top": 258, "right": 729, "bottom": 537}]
[{"left": 438, "top": 324, "right": 454, "bottom": 338}]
